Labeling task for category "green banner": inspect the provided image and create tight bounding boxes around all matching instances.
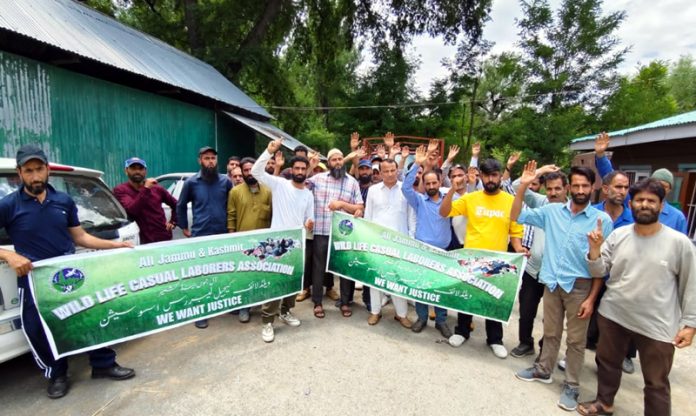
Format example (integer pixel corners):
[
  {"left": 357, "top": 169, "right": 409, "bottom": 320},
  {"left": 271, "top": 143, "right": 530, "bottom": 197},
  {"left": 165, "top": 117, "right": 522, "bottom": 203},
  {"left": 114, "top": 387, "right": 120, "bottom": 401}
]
[
  {"left": 328, "top": 212, "right": 526, "bottom": 322},
  {"left": 29, "top": 229, "right": 304, "bottom": 359}
]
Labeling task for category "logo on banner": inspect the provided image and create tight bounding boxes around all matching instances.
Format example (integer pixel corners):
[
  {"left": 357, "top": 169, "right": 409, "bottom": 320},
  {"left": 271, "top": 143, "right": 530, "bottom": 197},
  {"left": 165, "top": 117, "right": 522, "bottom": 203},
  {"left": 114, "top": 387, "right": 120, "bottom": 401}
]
[
  {"left": 338, "top": 219, "right": 354, "bottom": 236},
  {"left": 51, "top": 268, "right": 86, "bottom": 294}
]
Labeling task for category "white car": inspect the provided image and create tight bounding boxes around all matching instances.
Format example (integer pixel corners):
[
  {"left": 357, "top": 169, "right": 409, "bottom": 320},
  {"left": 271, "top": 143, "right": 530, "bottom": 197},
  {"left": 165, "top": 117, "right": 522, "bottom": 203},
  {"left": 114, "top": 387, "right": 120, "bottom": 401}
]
[
  {"left": 0, "top": 158, "right": 139, "bottom": 364},
  {"left": 155, "top": 172, "right": 194, "bottom": 240}
]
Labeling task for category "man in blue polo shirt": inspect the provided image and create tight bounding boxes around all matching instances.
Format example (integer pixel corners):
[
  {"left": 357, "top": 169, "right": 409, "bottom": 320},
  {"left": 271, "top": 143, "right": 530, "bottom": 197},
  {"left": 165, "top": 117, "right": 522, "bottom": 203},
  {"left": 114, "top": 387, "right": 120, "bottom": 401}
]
[
  {"left": 594, "top": 132, "right": 688, "bottom": 234},
  {"left": 176, "top": 146, "right": 232, "bottom": 329},
  {"left": 0, "top": 144, "right": 135, "bottom": 399}
]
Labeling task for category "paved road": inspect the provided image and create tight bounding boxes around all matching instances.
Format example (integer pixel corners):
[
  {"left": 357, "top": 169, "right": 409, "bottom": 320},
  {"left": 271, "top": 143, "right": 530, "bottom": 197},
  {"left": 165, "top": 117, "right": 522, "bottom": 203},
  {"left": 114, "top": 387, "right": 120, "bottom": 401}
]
[{"left": 1, "top": 291, "right": 694, "bottom": 416}]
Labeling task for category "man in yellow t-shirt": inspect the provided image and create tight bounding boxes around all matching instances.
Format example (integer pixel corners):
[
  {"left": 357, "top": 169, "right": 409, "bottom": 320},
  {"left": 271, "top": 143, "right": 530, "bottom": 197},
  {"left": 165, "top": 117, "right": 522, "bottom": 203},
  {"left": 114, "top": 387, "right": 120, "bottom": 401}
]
[{"left": 439, "top": 158, "right": 525, "bottom": 359}]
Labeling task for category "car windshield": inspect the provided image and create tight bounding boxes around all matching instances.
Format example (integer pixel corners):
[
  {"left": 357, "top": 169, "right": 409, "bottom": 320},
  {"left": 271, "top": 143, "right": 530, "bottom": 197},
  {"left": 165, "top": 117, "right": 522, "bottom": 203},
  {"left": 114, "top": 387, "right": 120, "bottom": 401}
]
[{"left": 0, "top": 173, "right": 127, "bottom": 245}]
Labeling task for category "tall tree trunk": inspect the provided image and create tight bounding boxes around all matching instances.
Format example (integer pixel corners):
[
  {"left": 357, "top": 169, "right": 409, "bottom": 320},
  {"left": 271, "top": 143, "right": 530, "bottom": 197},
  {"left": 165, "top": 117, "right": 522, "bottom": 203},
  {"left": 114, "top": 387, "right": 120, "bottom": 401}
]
[
  {"left": 227, "top": 0, "right": 285, "bottom": 77},
  {"left": 183, "top": 0, "right": 202, "bottom": 56}
]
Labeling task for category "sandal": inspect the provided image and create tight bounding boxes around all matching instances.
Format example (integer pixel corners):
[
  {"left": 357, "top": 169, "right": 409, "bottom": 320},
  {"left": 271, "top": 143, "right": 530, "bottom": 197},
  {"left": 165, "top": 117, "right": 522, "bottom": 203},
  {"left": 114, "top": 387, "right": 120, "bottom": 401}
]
[
  {"left": 313, "top": 304, "right": 325, "bottom": 319},
  {"left": 577, "top": 400, "right": 614, "bottom": 416},
  {"left": 340, "top": 305, "right": 352, "bottom": 318}
]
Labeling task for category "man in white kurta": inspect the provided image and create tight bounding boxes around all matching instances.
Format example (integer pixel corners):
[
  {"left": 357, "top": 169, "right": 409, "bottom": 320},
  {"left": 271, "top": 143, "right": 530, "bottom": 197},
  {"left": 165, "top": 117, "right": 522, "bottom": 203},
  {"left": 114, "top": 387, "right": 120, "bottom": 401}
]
[{"left": 364, "top": 158, "right": 416, "bottom": 328}]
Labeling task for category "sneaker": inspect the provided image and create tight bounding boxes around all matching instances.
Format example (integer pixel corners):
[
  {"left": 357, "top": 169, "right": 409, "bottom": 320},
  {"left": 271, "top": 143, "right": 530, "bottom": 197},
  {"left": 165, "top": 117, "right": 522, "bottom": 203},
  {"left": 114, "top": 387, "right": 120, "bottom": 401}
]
[
  {"left": 261, "top": 323, "right": 275, "bottom": 343},
  {"left": 279, "top": 311, "right": 301, "bottom": 327},
  {"left": 622, "top": 357, "right": 635, "bottom": 374},
  {"left": 325, "top": 288, "right": 339, "bottom": 301},
  {"left": 47, "top": 376, "right": 69, "bottom": 399},
  {"left": 448, "top": 334, "right": 467, "bottom": 347},
  {"left": 194, "top": 319, "right": 208, "bottom": 329},
  {"left": 557, "top": 383, "right": 579, "bottom": 411},
  {"left": 435, "top": 322, "right": 453, "bottom": 338},
  {"left": 238, "top": 308, "right": 250, "bottom": 323},
  {"left": 511, "top": 343, "right": 535, "bottom": 358},
  {"left": 411, "top": 318, "right": 427, "bottom": 333},
  {"left": 490, "top": 343, "right": 508, "bottom": 359},
  {"left": 514, "top": 367, "right": 552, "bottom": 384},
  {"left": 558, "top": 357, "right": 567, "bottom": 371}
]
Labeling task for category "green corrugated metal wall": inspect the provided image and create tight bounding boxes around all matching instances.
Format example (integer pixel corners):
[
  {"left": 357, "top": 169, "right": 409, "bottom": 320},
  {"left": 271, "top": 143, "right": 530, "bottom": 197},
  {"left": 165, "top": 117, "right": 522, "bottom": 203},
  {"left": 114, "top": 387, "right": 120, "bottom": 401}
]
[{"left": 0, "top": 51, "right": 256, "bottom": 186}]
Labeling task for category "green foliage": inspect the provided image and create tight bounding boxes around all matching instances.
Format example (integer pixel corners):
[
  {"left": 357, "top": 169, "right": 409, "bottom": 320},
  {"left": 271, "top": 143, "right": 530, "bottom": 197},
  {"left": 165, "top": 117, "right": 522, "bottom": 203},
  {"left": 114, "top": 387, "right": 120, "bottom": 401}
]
[
  {"left": 601, "top": 61, "right": 678, "bottom": 130},
  {"left": 666, "top": 55, "right": 696, "bottom": 112}
]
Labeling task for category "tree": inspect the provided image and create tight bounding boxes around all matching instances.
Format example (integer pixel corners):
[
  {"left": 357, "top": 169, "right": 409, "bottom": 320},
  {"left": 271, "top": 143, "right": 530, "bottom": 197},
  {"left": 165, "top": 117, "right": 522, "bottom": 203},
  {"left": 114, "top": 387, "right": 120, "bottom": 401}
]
[
  {"left": 601, "top": 61, "right": 678, "bottom": 130},
  {"left": 666, "top": 55, "right": 696, "bottom": 112}
]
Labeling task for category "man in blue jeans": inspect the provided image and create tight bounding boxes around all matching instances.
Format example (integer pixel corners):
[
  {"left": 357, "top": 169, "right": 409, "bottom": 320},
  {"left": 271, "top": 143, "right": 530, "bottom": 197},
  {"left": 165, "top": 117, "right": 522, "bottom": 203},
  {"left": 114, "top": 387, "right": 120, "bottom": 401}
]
[{"left": 402, "top": 145, "right": 452, "bottom": 336}]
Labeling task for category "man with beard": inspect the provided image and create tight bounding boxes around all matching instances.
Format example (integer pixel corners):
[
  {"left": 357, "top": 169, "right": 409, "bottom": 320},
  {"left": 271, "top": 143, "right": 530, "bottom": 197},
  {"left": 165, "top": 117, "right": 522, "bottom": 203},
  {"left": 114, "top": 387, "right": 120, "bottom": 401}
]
[
  {"left": 227, "top": 157, "right": 272, "bottom": 324},
  {"left": 508, "top": 167, "right": 569, "bottom": 359},
  {"left": 252, "top": 139, "right": 314, "bottom": 342},
  {"left": 114, "top": 157, "right": 178, "bottom": 244},
  {"left": 440, "top": 159, "right": 526, "bottom": 358},
  {"left": 578, "top": 178, "right": 696, "bottom": 416},
  {"left": 307, "top": 148, "right": 363, "bottom": 318},
  {"left": 177, "top": 146, "right": 232, "bottom": 329},
  {"left": 512, "top": 162, "right": 613, "bottom": 412},
  {"left": 364, "top": 158, "right": 415, "bottom": 328},
  {"left": 357, "top": 159, "right": 373, "bottom": 201},
  {"left": 594, "top": 132, "right": 687, "bottom": 234},
  {"left": 586, "top": 170, "right": 638, "bottom": 373},
  {"left": 0, "top": 144, "right": 135, "bottom": 398},
  {"left": 401, "top": 146, "right": 451, "bottom": 332}
]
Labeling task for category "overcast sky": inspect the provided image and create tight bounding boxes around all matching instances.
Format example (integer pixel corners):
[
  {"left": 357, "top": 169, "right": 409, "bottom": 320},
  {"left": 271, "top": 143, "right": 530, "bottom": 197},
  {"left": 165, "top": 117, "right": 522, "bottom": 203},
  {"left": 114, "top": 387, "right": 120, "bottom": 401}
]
[{"left": 408, "top": 0, "right": 696, "bottom": 95}]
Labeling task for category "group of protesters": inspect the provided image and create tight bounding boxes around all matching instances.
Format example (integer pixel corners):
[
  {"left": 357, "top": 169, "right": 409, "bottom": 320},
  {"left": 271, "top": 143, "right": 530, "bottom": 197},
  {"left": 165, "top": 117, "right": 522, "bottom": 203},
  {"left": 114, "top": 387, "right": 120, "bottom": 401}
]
[{"left": 0, "top": 133, "right": 694, "bottom": 415}]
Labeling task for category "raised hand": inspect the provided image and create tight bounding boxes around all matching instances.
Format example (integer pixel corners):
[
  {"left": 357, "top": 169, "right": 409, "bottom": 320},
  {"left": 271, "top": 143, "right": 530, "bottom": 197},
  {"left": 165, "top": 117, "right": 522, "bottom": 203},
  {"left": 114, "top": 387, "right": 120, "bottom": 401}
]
[
  {"left": 446, "top": 144, "right": 460, "bottom": 162},
  {"left": 587, "top": 218, "right": 604, "bottom": 251},
  {"left": 401, "top": 145, "right": 410, "bottom": 159},
  {"left": 375, "top": 144, "right": 386, "bottom": 159},
  {"left": 308, "top": 151, "right": 320, "bottom": 169},
  {"left": 595, "top": 132, "right": 609, "bottom": 157},
  {"left": 350, "top": 132, "right": 360, "bottom": 151},
  {"left": 274, "top": 150, "right": 285, "bottom": 167},
  {"left": 471, "top": 142, "right": 481, "bottom": 158},
  {"left": 384, "top": 132, "right": 395, "bottom": 148},
  {"left": 451, "top": 173, "right": 466, "bottom": 189},
  {"left": 268, "top": 138, "right": 284, "bottom": 154},
  {"left": 519, "top": 160, "right": 538, "bottom": 186},
  {"left": 536, "top": 164, "right": 560, "bottom": 177},
  {"left": 507, "top": 151, "right": 521, "bottom": 168},
  {"left": 356, "top": 146, "right": 367, "bottom": 159},
  {"left": 414, "top": 145, "right": 428, "bottom": 166},
  {"left": 389, "top": 143, "right": 400, "bottom": 159},
  {"left": 427, "top": 138, "right": 439, "bottom": 154}
]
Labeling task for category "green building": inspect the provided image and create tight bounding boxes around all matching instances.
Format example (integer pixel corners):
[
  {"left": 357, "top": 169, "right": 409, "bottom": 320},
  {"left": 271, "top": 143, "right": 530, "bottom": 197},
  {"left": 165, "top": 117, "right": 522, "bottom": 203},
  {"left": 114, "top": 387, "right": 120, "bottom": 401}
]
[{"left": 0, "top": 0, "right": 308, "bottom": 185}]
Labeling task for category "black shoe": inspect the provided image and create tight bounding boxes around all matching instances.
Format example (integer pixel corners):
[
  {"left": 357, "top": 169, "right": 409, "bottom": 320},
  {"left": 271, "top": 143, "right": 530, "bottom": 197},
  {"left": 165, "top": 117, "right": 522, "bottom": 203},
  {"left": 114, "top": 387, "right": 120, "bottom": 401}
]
[
  {"left": 435, "top": 322, "right": 453, "bottom": 338},
  {"left": 195, "top": 319, "right": 208, "bottom": 329},
  {"left": 511, "top": 343, "right": 535, "bottom": 358},
  {"left": 92, "top": 364, "right": 136, "bottom": 380},
  {"left": 47, "top": 376, "right": 69, "bottom": 399},
  {"left": 411, "top": 318, "right": 427, "bottom": 333}
]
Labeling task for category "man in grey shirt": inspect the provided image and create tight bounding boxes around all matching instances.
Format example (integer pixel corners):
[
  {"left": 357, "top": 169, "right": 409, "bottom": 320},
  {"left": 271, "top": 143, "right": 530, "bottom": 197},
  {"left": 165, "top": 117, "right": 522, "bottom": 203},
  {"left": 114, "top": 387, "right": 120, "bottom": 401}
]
[{"left": 578, "top": 178, "right": 696, "bottom": 416}]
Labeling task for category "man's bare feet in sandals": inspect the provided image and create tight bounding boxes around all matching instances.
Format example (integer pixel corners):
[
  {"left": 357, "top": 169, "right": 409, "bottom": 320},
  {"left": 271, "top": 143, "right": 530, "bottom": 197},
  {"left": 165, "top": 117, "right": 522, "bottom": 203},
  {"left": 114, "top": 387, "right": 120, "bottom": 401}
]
[
  {"left": 577, "top": 400, "right": 614, "bottom": 415},
  {"left": 313, "top": 304, "right": 325, "bottom": 319}
]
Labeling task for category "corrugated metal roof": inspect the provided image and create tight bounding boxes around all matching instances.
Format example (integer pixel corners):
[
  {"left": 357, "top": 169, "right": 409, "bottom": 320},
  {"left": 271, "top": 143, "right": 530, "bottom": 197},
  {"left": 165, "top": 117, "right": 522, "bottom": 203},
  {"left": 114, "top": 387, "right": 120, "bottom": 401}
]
[
  {"left": 224, "top": 112, "right": 320, "bottom": 155},
  {"left": 572, "top": 110, "right": 696, "bottom": 143},
  {"left": 0, "top": 0, "right": 271, "bottom": 119}
]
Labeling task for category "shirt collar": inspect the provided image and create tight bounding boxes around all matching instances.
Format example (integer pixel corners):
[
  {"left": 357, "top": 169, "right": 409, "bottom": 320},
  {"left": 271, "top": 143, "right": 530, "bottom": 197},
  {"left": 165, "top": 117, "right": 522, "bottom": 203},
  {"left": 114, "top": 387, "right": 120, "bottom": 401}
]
[
  {"left": 19, "top": 183, "right": 56, "bottom": 201},
  {"left": 564, "top": 200, "right": 592, "bottom": 217}
]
